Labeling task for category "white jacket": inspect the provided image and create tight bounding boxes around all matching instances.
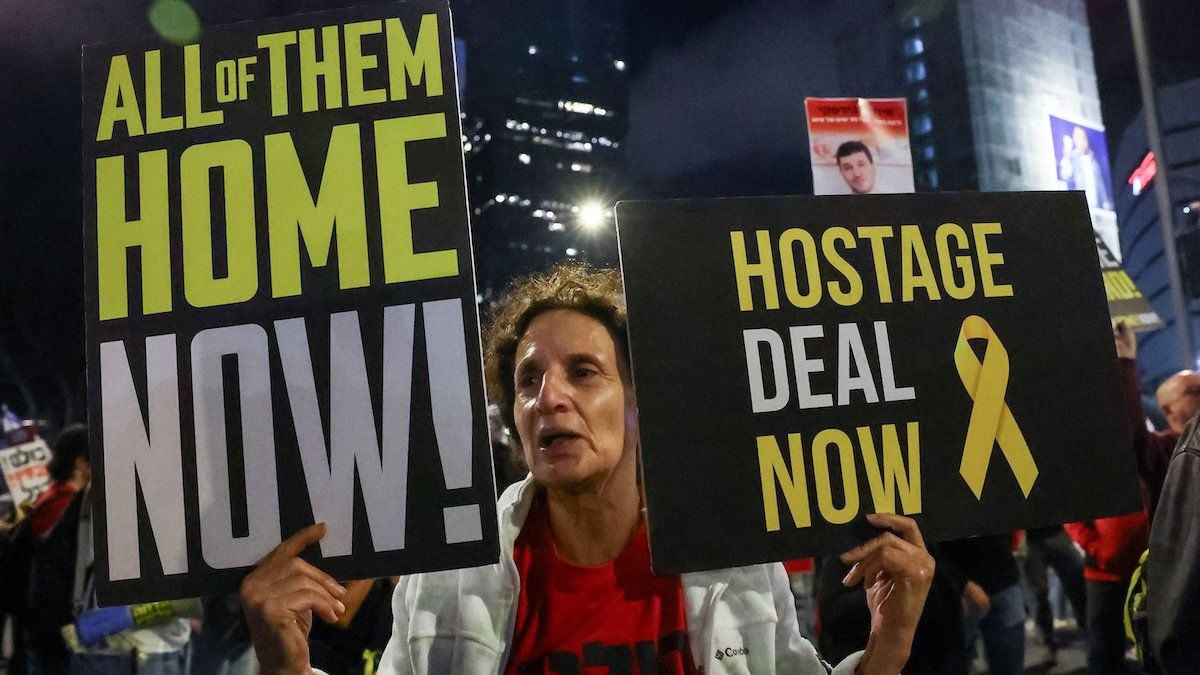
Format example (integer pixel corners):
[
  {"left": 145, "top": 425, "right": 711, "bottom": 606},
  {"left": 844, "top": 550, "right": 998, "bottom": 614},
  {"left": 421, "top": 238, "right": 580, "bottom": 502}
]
[{"left": 375, "top": 476, "right": 863, "bottom": 674}]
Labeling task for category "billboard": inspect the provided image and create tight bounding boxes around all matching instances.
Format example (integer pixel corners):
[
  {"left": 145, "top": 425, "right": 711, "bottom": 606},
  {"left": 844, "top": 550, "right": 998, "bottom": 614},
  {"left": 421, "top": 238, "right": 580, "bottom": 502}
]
[{"left": 1049, "top": 114, "right": 1118, "bottom": 257}]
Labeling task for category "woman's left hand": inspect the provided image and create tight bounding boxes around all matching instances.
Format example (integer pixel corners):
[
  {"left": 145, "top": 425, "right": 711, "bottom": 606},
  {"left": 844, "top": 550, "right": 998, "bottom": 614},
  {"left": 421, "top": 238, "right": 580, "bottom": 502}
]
[{"left": 839, "top": 513, "right": 935, "bottom": 675}]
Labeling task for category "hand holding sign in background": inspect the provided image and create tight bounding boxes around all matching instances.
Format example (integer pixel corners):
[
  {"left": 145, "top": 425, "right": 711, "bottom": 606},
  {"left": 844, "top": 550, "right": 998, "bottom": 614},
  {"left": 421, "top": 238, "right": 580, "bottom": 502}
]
[
  {"left": 83, "top": 0, "right": 497, "bottom": 604},
  {"left": 615, "top": 191, "right": 1142, "bottom": 574},
  {"left": 0, "top": 438, "right": 53, "bottom": 515}
]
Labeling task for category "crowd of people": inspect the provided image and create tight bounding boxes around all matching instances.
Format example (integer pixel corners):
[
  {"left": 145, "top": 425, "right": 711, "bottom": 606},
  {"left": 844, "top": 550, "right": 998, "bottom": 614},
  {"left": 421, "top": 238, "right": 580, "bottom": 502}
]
[{"left": 0, "top": 267, "right": 1196, "bottom": 674}]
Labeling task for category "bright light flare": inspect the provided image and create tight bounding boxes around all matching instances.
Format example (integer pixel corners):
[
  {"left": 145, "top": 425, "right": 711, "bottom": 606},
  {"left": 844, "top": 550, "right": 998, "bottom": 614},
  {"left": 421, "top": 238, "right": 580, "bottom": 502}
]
[{"left": 578, "top": 201, "right": 605, "bottom": 230}]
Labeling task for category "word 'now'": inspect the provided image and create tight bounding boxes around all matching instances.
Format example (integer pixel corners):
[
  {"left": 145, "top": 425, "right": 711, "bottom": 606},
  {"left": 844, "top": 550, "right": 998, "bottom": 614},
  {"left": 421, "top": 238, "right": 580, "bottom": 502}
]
[{"left": 100, "top": 300, "right": 479, "bottom": 581}]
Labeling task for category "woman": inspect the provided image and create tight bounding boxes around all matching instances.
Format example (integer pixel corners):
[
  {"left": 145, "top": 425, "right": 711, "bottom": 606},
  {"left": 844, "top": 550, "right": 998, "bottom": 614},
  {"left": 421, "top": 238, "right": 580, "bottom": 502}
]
[{"left": 241, "top": 265, "right": 934, "bottom": 673}]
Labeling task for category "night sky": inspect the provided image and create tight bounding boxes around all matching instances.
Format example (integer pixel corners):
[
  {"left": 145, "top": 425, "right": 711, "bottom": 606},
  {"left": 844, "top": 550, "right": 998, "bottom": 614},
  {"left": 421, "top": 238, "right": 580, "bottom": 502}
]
[{"left": 0, "top": 0, "right": 1196, "bottom": 427}]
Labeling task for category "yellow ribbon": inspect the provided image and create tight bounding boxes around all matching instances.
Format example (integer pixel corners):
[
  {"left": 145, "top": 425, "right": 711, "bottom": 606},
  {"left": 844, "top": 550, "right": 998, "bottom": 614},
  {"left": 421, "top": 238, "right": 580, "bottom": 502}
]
[{"left": 954, "top": 315, "right": 1038, "bottom": 499}]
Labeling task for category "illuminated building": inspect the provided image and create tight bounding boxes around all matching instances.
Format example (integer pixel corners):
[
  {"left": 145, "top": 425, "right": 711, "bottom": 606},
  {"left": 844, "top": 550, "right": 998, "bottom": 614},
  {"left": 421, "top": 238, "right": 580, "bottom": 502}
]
[
  {"left": 900, "top": 0, "right": 1105, "bottom": 196},
  {"left": 1112, "top": 79, "right": 1200, "bottom": 380},
  {"left": 454, "top": 0, "right": 629, "bottom": 300}
]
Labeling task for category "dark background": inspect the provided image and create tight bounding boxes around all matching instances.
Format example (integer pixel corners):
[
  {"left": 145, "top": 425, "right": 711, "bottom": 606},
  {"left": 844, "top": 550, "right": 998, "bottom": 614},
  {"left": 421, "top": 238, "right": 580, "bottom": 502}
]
[{"left": 7, "top": 0, "right": 1200, "bottom": 433}]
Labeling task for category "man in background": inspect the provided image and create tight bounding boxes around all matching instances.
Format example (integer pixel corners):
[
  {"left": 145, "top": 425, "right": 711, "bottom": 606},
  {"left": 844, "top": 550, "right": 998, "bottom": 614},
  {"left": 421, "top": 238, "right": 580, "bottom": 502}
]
[
  {"left": 1065, "top": 514, "right": 1148, "bottom": 673},
  {"left": 1114, "top": 322, "right": 1198, "bottom": 521},
  {"left": 835, "top": 140, "right": 877, "bottom": 194}
]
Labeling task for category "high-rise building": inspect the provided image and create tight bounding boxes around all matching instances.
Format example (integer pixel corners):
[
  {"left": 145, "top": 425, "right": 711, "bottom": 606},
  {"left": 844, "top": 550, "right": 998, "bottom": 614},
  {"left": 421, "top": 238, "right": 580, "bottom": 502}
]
[
  {"left": 900, "top": 0, "right": 1105, "bottom": 196},
  {"left": 1088, "top": 0, "right": 1200, "bottom": 383},
  {"left": 1112, "top": 79, "right": 1200, "bottom": 382},
  {"left": 454, "top": 0, "right": 630, "bottom": 300}
]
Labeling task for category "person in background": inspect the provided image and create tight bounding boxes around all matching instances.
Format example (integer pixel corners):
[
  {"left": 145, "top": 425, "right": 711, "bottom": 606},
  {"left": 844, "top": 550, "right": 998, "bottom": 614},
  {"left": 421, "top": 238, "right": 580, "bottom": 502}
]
[
  {"left": 189, "top": 595, "right": 258, "bottom": 675},
  {"left": 1114, "top": 322, "right": 1200, "bottom": 671},
  {"left": 1115, "top": 322, "right": 1199, "bottom": 522},
  {"left": 17, "top": 423, "right": 90, "bottom": 672},
  {"left": 17, "top": 424, "right": 196, "bottom": 673},
  {"left": 308, "top": 578, "right": 396, "bottom": 673},
  {"left": 940, "top": 534, "right": 1026, "bottom": 675},
  {"left": 1144, "top": 410, "right": 1200, "bottom": 672},
  {"left": 1064, "top": 513, "right": 1148, "bottom": 674},
  {"left": 1069, "top": 126, "right": 1114, "bottom": 211},
  {"left": 1022, "top": 525, "right": 1087, "bottom": 666}
]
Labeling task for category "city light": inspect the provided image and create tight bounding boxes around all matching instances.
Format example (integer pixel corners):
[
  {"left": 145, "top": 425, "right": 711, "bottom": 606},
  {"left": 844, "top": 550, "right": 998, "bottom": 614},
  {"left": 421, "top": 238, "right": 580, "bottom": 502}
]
[
  {"left": 148, "top": 0, "right": 200, "bottom": 45},
  {"left": 614, "top": 59, "right": 626, "bottom": 71},
  {"left": 1128, "top": 152, "right": 1156, "bottom": 196},
  {"left": 565, "top": 248, "right": 578, "bottom": 257},
  {"left": 528, "top": 45, "right": 538, "bottom": 55},
  {"left": 578, "top": 201, "right": 605, "bottom": 230},
  {"left": 518, "top": 153, "right": 531, "bottom": 164}
]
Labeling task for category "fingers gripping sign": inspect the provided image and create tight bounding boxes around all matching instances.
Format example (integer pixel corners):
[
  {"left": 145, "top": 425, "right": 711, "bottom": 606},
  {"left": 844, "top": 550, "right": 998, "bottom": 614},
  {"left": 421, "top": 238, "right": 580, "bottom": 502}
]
[
  {"left": 1114, "top": 321, "right": 1137, "bottom": 360},
  {"left": 838, "top": 513, "right": 935, "bottom": 674},
  {"left": 240, "top": 523, "right": 348, "bottom": 672}
]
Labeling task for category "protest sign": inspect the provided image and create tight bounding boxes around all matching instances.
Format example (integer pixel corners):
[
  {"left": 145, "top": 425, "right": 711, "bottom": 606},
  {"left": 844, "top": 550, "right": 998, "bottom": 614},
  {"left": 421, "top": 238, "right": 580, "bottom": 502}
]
[
  {"left": 616, "top": 191, "right": 1142, "bottom": 574},
  {"left": 83, "top": 0, "right": 497, "bottom": 604},
  {"left": 1095, "top": 235, "right": 1162, "bottom": 332},
  {"left": 805, "top": 98, "right": 914, "bottom": 196},
  {"left": 0, "top": 439, "right": 52, "bottom": 515}
]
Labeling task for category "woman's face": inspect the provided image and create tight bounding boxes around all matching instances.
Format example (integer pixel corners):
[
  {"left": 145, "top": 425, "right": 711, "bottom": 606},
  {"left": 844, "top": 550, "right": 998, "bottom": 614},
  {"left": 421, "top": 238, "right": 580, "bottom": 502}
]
[{"left": 512, "top": 309, "right": 637, "bottom": 491}]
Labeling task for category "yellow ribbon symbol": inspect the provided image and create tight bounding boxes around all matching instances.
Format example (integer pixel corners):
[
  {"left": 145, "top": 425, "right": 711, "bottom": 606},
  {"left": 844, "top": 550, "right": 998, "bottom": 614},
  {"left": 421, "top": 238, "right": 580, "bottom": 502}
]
[{"left": 954, "top": 315, "right": 1038, "bottom": 499}]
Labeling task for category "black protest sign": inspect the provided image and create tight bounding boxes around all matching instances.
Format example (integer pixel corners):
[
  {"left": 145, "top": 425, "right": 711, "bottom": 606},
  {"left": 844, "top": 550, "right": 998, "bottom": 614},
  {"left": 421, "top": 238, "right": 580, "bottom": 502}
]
[
  {"left": 615, "top": 192, "right": 1142, "bottom": 574},
  {"left": 83, "top": 1, "right": 497, "bottom": 604},
  {"left": 1095, "top": 235, "right": 1163, "bottom": 333}
]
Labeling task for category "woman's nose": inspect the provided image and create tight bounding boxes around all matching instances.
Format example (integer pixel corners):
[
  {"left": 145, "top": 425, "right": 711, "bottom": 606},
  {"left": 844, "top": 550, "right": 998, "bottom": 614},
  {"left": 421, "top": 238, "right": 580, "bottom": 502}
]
[{"left": 535, "top": 370, "right": 570, "bottom": 411}]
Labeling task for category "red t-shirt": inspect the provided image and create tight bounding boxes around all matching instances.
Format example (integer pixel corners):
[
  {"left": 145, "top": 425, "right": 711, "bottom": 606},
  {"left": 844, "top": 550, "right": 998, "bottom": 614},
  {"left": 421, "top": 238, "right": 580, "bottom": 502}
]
[
  {"left": 31, "top": 481, "right": 78, "bottom": 537},
  {"left": 504, "top": 496, "right": 697, "bottom": 674}
]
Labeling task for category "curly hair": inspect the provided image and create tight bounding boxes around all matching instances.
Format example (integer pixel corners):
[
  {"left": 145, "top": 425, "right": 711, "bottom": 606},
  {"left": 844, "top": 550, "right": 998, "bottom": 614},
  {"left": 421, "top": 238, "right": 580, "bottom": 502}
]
[{"left": 483, "top": 264, "right": 627, "bottom": 463}]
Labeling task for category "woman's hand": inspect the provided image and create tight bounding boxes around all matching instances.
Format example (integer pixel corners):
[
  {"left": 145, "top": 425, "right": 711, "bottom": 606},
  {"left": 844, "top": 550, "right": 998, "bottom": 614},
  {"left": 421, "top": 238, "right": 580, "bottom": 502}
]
[
  {"left": 962, "top": 580, "right": 991, "bottom": 619},
  {"left": 840, "top": 513, "right": 935, "bottom": 675},
  {"left": 1114, "top": 321, "right": 1137, "bottom": 360},
  {"left": 240, "top": 523, "right": 346, "bottom": 674}
]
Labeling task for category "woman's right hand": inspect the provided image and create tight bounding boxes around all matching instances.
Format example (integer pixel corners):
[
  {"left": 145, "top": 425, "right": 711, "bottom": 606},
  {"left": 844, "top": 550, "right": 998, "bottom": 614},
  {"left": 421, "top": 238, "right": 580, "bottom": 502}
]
[{"left": 240, "top": 523, "right": 347, "bottom": 673}]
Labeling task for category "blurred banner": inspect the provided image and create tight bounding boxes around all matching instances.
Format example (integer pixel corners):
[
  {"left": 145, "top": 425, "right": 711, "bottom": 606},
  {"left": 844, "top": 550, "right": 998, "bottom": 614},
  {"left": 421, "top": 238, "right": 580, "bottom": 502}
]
[
  {"left": 616, "top": 191, "right": 1140, "bottom": 573},
  {"left": 0, "top": 437, "right": 52, "bottom": 516},
  {"left": 82, "top": 0, "right": 497, "bottom": 605},
  {"left": 806, "top": 97, "right": 914, "bottom": 196},
  {"left": 1095, "top": 234, "right": 1163, "bottom": 332}
]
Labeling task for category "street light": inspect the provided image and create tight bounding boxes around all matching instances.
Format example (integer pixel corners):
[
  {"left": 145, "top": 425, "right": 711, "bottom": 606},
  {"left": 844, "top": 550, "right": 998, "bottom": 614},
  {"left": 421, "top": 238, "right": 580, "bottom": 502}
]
[{"left": 578, "top": 200, "right": 605, "bottom": 230}]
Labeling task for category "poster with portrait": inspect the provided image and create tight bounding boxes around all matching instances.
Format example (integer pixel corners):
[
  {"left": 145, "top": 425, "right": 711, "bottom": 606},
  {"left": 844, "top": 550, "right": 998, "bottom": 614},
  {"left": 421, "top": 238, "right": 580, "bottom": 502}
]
[
  {"left": 805, "top": 98, "right": 915, "bottom": 196},
  {"left": 1049, "top": 114, "right": 1119, "bottom": 258},
  {"left": 82, "top": 0, "right": 499, "bottom": 605}
]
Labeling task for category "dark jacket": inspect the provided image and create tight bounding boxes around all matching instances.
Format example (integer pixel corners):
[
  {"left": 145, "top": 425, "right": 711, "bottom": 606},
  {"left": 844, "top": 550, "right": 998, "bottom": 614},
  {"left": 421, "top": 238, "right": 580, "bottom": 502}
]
[
  {"left": 815, "top": 547, "right": 969, "bottom": 675},
  {"left": 1147, "top": 416, "right": 1200, "bottom": 672},
  {"left": 1121, "top": 358, "right": 1179, "bottom": 522}
]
